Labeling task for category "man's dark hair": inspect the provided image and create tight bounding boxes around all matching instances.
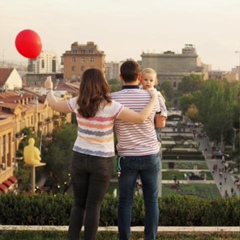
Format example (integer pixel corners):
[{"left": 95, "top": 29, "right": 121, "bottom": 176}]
[{"left": 120, "top": 60, "right": 141, "bottom": 83}]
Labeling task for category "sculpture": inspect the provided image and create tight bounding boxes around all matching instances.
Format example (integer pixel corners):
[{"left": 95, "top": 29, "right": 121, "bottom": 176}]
[{"left": 23, "top": 138, "right": 45, "bottom": 166}]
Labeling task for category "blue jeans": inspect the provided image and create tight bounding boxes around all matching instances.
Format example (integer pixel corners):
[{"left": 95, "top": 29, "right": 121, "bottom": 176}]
[
  {"left": 68, "top": 151, "right": 113, "bottom": 240},
  {"left": 117, "top": 153, "right": 160, "bottom": 240}
]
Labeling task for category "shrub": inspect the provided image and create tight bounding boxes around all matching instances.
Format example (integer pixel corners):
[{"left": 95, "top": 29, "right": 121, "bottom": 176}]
[{"left": 0, "top": 194, "right": 239, "bottom": 226}]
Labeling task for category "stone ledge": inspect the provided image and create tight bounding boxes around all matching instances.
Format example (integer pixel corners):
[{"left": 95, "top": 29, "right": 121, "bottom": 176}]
[{"left": 0, "top": 226, "right": 239, "bottom": 232}]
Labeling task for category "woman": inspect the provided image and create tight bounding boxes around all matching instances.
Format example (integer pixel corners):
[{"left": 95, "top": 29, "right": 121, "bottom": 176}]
[{"left": 44, "top": 68, "right": 157, "bottom": 240}]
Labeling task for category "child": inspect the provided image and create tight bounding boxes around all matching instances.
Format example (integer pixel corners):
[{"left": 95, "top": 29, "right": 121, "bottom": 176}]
[{"left": 141, "top": 68, "right": 167, "bottom": 141}]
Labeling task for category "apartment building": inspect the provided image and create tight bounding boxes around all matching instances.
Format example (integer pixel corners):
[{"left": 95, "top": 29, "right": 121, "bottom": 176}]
[
  {"left": 62, "top": 41, "right": 106, "bottom": 80},
  {"left": 0, "top": 88, "right": 71, "bottom": 194},
  {"left": 208, "top": 71, "right": 239, "bottom": 81},
  {"left": 105, "top": 61, "right": 122, "bottom": 80},
  {"left": 28, "top": 51, "right": 59, "bottom": 74}
]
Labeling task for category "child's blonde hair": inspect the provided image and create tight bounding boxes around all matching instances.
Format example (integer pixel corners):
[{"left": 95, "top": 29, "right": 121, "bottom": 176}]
[{"left": 142, "top": 68, "right": 158, "bottom": 85}]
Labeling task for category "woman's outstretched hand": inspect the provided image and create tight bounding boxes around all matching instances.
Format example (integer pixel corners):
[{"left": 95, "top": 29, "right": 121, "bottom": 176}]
[{"left": 44, "top": 76, "right": 53, "bottom": 89}]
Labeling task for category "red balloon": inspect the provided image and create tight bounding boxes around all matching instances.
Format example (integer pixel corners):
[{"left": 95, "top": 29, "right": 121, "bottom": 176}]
[{"left": 15, "top": 29, "right": 42, "bottom": 59}]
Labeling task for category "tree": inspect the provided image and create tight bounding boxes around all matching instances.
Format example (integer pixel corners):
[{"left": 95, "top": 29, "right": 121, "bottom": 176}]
[
  {"left": 186, "top": 104, "right": 198, "bottom": 121},
  {"left": 194, "top": 79, "right": 235, "bottom": 144},
  {"left": 178, "top": 74, "right": 204, "bottom": 94},
  {"left": 42, "top": 123, "right": 77, "bottom": 187},
  {"left": 160, "top": 81, "right": 174, "bottom": 100},
  {"left": 179, "top": 94, "right": 194, "bottom": 115},
  {"left": 108, "top": 78, "right": 122, "bottom": 92}
]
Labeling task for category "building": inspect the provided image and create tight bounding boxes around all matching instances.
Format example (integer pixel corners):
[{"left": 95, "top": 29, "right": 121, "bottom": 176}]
[
  {"left": 62, "top": 41, "right": 106, "bottom": 80},
  {"left": 0, "top": 87, "right": 72, "bottom": 194},
  {"left": 0, "top": 68, "right": 22, "bottom": 91},
  {"left": 105, "top": 61, "right": 122, "bottom": 80},
  {"left": 23, "top": 73, "right": 63, "bottom": 88},
  {"left": 208, "top": 71, "right": 239, "bottom": 82},
  {"left": 231, "top": 66, "right": 240, "bottom": 81},
  {"left": 141, "top": 44, "right": 206, "bottom": 106},
  {"left": 28, "top": 51, "right": 59, "bottom": 74}
]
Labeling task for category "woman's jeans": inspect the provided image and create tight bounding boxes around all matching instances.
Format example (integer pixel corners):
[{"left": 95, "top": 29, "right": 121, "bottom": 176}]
[
  {"left": 68, "top": 151, "right": 113, "bottom": 240},
  {"left": 118, "top": 153, "right": 160, "bottom": 240}
]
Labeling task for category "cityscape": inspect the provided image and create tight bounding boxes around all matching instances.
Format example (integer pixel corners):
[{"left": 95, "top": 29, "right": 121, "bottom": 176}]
[
  {"left": 1, "top": 0, "right": 240, "bottom": 238},
  {"left": 0, "top": 41, "right": 240, "bottom": 193},
  {"left": 0, "top": 40, "right": 239, "bottom": 236}
]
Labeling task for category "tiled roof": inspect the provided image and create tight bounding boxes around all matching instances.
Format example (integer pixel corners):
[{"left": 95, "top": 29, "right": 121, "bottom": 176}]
[
  {"left": 0, "top": 68, "right": 14, "bottom": 85},
  {"left": 56, "top": 81, "right": 79, "bottom": 95},
  {"left": 0, "top": 90, "right": 34, "bottom": 103},
  {"left": 0, "top": 102, "right": 19, "bottom": 110}
]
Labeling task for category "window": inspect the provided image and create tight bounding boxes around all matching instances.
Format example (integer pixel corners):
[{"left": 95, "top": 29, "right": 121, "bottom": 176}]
[
  {"left": 90, "top": 58, "right": 94, "bottom": 63},
  {"left": 72, "top": 57, "right": 76, "bottom": 63},
  {"left": 81, "top": 58, "right": 85, "bottom": 63},
  {"left": 72, "top": 66, "right": 76, "bottom": 71}
]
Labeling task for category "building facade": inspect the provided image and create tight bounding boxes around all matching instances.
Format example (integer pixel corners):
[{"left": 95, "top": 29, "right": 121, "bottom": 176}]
[
  {"left": 208, "top": 71, "right": 239, "bottom": 81},
  {"left": 28, "top": 51, "right": 59, "bottom": 74},
  {"left": 105, "top": 61, "right": 122, "bottom": 80},
  {"left": 0, "top": 89, "right": 71, "bottom": 194},
  {"left": 141, "top": 44, "right": 206, "bottom": 106},
  {"left": 62, "top": 41, "right": 106, "bottom": 80},
  {"left": 0, "top": 68, "right": 22, "bottom": 91}
]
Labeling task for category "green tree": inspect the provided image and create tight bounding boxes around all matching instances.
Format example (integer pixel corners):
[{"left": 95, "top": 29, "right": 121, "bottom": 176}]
[
  {"left": 179, "top": 94, "right": 194, "bottom": 115},
  {"left": 43, "top": 123, "right": 77, "bottom": 186},
  {"left": 194, "top": 79, "right": 235, "bottom": 144},
  {"left": 160, "top": 81, "right": 174, "bottom": 100},
  {"left": 178, "top": 74, "right": 204, "bottom": 94},
  {"left": 108, "top": 78, "right": 122, "bottom": 92}
]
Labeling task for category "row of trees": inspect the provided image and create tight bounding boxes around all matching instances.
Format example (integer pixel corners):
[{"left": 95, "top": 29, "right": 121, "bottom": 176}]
[{"left": 178, "top": 76, "right": 239, "bottom": 148}]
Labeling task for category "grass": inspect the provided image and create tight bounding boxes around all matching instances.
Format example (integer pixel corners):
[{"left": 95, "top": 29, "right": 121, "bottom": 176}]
[
  {"left": 162, "top": 161, "right": 208, "bottom": 170},
  {"left": 0, "top": 231, "right": 239, "bottom": 240},
  {"left": 162, "top": 170, "right": 213, "bottom": 181},
  {"left": 108, "top": 181, "right": 220, "bottom": 199},
  {"left": 162, "top": 183, "right": 221, "bottom": 199}
]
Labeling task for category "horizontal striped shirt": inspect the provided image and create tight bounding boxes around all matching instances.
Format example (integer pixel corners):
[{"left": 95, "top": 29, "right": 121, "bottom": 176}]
[
  {"left": 68, "top": 97, "right": 123, "bottom": 157},
  {"left": 111, "top": 88, "right": 160, "bottom": 156}
]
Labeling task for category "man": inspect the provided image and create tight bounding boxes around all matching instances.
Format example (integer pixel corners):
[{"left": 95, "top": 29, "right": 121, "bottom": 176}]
[{"left": 111, "top": 60, "right": 161, "bottom": 240}]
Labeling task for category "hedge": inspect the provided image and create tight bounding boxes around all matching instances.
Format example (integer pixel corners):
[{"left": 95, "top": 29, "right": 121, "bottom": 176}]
[{"left": 0, "top": 194, "right": 239, "bottom": 226}]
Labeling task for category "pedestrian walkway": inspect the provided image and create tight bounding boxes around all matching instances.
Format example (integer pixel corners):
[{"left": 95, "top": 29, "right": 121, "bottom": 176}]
[{"left": 194, "top": 129, "right": 240, "bottom": 198}]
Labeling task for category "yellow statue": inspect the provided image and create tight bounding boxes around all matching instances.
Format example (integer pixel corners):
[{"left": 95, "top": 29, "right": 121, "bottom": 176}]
[{"left": 23, "top": 138, "right": 45, "bottom": 166}]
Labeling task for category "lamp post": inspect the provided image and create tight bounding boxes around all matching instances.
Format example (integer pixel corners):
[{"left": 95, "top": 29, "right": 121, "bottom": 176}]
[
  {"left": 235, "top": 51, "right": 240, "bottom": 81},
  {"left": 233, "top": 128, "right": 237, "bottom": 151}
]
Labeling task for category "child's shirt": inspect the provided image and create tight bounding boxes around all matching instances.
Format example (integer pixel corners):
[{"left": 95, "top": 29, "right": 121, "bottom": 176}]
[
  {"left": 139, "top": 85, "right": 167, "bottom": 117},
  {"left": 157, "top": 91, "right": 167, "bottom": 118}
]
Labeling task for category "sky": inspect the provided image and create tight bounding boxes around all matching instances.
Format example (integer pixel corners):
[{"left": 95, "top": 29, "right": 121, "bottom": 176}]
[{"left": 1, "top": 0, "right": 240, "bottom": 71}]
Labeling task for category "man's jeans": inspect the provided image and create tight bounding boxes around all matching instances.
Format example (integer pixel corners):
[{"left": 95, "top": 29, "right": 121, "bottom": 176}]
[
  {"left": 117, "top": 153, "right": 160, "bottom": 240},
  {"left": 68, "top": 151, "right": 113, "bottom": 240}
]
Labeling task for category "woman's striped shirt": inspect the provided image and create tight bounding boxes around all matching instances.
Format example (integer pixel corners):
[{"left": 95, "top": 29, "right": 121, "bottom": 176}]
[{"left": 67, "top": 97, "right": 123, "bottom": 157}]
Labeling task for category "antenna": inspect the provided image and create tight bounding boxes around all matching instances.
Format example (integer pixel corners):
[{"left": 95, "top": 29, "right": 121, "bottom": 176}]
[{"left": 1, "top": 49, "right": 4, "bottom": 67}]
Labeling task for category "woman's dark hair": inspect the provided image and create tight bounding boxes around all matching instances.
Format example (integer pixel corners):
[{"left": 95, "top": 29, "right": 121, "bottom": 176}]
[
  {"left": 120, "top": 60, "right": 141, "bottom": 83},
  {"left": 77, "top": 68, "right": 111, "bottom": 118}
]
